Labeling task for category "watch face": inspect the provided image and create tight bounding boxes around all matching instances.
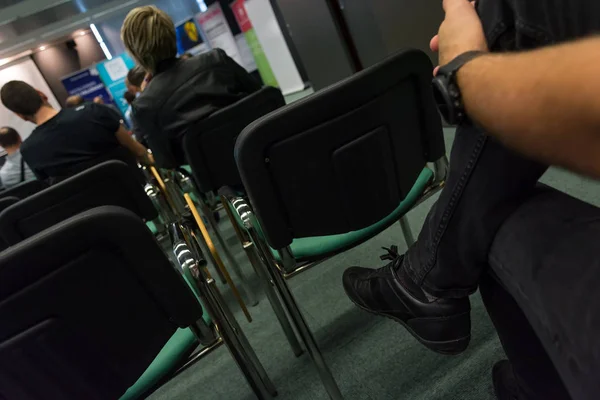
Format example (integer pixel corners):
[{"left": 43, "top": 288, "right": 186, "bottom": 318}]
[{"left": 432, "top": 76, "right": 453, "bottom": 124}]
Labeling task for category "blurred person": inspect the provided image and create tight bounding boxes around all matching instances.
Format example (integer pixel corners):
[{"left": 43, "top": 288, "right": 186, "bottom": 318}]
[
  {"left": 65, "top": 95, "right": 84, "bottom": 108},
  {"left": 0, "top": 127, "right": 35, "bottom": 189},
  {"left": 93, "top": 96, "right": 104, "bottom": 104},
  {"left": 126, "top": 65, "right": 146, "bottom": 95},
  {"left": 121, "top": 5, "right": 261, "bottom": 166},
  {"left": 0, "top": 80, "right": 152, "bottom": 182},
  {"left": 123, "top": 90, "right": 136, "bottom": 129}
]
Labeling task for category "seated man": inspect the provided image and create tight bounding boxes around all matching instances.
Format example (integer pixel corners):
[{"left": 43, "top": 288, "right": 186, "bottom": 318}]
[
  {"left": 0, "top": 81, "right": 152, "bottom": 182},
  {"left": 0, "top": 127, "right": 35, "bottom": 189},
  {"left": 343, "top": 0, "right": 600, "bottom": 399},
  {"left": 120, "top": 6, "right": 261, "bottom": 167}
]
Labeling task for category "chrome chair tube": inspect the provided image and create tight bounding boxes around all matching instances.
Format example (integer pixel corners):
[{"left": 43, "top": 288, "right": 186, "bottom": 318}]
[
  {"left": 144, "top": 183, "right": 174, "bottom": 231},
  {"left": 247, "top": 224, "right": 343, "bottom": 400},
  {"left": 197, "top": 197, "right": 258, "bottom": 306},
  {"left": 172, "top": 225, "right": 275, "bottom": 399},
  {"left": 163, "top": 171, "right": 190, "bottom": 217},
  {"left": 433, "top": 155, "right": 449, "bottom": 185},
  {"left": 399, "top": 216, "right": 415, "bottom": 247},
  {"left": 223, "top": 194, "right": 303, "bottom": 356}
]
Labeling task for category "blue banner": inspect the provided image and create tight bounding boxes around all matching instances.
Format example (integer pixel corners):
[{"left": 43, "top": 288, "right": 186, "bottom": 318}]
[
  {"left": 61, "top": 68, "right": 113, "bottom": 104},
  {"left": 96, "top": 53, "right": 136, "bottom": 118},
  {"left": 176, "top": 18, "right": 206, "bottom": 55}
]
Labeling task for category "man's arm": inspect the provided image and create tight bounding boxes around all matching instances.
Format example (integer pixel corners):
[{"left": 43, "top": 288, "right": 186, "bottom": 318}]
[
  {"left": 115, "top": 125, "right": 154, "bottom": 165},
  {"left": 435, "top": 0, "right": 600, "bottom": 178}
]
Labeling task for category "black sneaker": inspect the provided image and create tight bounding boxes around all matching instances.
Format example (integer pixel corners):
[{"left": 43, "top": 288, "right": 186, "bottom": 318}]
[
  {"left": 493, "top": 360, "right": 520, "bottom": 400},
  {"left": 342, "top": 246, "right": 471, "bottom": 355}
]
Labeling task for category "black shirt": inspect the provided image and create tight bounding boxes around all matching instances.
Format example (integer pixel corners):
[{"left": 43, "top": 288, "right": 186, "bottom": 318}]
[
  {"left": 21, "top": 103, "right": 122, "bottom": 180},
  {"left": 133, "top": 49, "right": 261, "bottom": 167}
]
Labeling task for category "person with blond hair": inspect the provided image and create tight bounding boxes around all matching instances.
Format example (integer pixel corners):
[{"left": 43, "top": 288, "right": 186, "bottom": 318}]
[{"left": 121, "top": 6, "right": 261, "bottom": 167}]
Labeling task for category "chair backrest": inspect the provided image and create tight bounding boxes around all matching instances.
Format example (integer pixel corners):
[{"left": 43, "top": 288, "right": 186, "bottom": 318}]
[
  {"left": 0, "top": 197, "right": 19, "bottom": 252},
  {"left": 0, "top": 160, "right": 157, "bottom": 246},
  {"left": 235, "top": 49, "right": 444, "bottom": 249},
  {"left": 183, "top": 87, "right": 285, "bottom": 193},
  {"left": 0, "top": 180, "right": 46, "bottom": 201},
  {"left": 49, "top": 146, "right": 145, "bottom": 185},
  {"left": 0, "top": 206, "right": 203, "bottom": 400}
]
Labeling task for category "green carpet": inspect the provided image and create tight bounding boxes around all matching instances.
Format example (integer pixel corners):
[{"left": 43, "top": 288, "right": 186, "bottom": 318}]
[{"left": 147, "top": 128, "right": 600, "bottom": 399}]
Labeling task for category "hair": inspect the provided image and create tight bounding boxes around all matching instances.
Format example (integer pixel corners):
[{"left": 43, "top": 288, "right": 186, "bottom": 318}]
[
  {"left": 0, "top": 81, "right": 44, "bottom": 117},
  {"left": 0, "top": 127, "right": 22, "bottom": 149},
  {"left": 124, "top": 91, "right": 136, "bottom": 105},
  {"left": 65, "top": 95, "right": 84, "bottom": 108},
  {"left": 127, "top": 65, "right": 146, "bottom": 88},
  {"left": 121, "top": 6, "right": 177, "bottom": 74}
]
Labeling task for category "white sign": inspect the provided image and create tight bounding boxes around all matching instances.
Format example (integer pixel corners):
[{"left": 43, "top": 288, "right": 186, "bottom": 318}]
[
  {"left": 197, "top": 3, "right": 243, "bottom": 66},
  {"left": 244, "top": 0, "right": 304, "bottom": 94},
  {"left": 103, "top": 57, "right": 129, "bottom": 81}
]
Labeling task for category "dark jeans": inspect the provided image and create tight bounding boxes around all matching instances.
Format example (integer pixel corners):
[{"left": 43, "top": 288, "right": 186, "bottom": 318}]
[
  {"left": 401, "top": 0, "right": 600, "bottom": 398},
  {"left": 485, "top": 187, "right": 600, "bottom": 399}
]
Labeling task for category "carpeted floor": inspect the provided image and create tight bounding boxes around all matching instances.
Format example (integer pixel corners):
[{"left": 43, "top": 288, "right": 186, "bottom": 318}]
[{"left": 148, "top": 128, "right": 600, "bottom": 400}]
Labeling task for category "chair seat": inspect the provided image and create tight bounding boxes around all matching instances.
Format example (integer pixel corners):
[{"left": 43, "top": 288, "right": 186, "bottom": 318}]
[
  {"left": 146, "top": 220, "right": 158, "bottom": 235},
  {"left": 276, "top": 167, "right": 433, "bottom": 261},
  {"left": 119, "top": 271, "right": 213, "bottom": 400},
  {"left": 227, "top": 167, "right": 433, "bottom": 261},
  {"left": 119, "top": 328, "right": 198, "bottom": 400}
]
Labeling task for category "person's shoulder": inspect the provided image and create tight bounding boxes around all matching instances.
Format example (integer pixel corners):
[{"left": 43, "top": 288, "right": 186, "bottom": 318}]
[{"left": 190, "top": 49, "right": 229, "bottom": 70}]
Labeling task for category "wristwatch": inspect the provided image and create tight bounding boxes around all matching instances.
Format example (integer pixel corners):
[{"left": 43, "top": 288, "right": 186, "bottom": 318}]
[{"left": 432, "top": 51, "right": 486, "bottom": 125}]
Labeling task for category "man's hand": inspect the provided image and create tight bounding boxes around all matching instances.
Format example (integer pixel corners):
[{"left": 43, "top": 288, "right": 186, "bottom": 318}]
[{"left": 431, "top": 0, "right": 488, "bottom": 74}]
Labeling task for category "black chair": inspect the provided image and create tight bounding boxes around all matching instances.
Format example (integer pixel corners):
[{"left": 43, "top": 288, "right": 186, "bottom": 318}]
[
  {"left": 181, "top": 87, "right": 302, "bottom": 354},
  {"left": 0, "top": 197, "right": 19, "bottom": 252},
  {"left": 0, "top": 179, "right": 46, "bottom": 201},
  {"left": 231, "top": 49, "right": 448, "bottom": 398},
  {"left": 0, "top": 160, "right": 157, "bottom": 246},
  {"left": 0, "top": 206, "right": 275, "bottom": 399},
  {"left": 183, "top": 86, "right": 286, "bottom": 194}
]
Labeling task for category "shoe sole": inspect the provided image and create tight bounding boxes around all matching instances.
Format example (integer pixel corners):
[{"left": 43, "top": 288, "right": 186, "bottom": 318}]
[{"left": 344, "top": 287, "right": 471, "bottom": 355}]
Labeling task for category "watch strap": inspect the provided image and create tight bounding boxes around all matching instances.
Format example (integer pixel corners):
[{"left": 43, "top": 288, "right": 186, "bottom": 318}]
[{"left": 438, "top": 50, "right": 486, "bottom": 78}]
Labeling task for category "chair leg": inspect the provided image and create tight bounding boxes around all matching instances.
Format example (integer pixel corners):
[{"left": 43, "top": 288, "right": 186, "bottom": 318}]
[
  {"left": 399, "top": 216, "right": 415, "bottom": 247},
  {"left": 184, "top": 194, "right": 253, "bottom": 322},
  {"left": 250, "top": 232, "right": 343, "bottom": 400},
  {"left": 186, "top": 254, "right": 276, "bottom": 399},
  {"left": 206, "top": 276, "right": 277, "bottom": 398},
  {"left": 245, "top": 242, "right": 304, "bottom": 357},
  {"left": 199, "top": 198, "right": 259, "bottom": 306},
  {"left": 221, "top": 197, "right": 304, "bottom": 356}
]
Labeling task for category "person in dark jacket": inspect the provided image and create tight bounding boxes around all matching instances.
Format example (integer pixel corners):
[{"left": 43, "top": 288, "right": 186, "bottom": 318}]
[{"left": 121, "top": 6, "right": 261, "bottom": 167}]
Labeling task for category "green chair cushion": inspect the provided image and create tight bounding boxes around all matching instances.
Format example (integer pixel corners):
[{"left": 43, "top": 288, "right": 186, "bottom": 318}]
[
  {"left": 146, "top": 220, "right": 158, "bottom": 235},
  {"left": 119, "top": 328, "right": 198, "bottom": 400},
  {"left": 119, "top": 245, "right": 213, "bottom": 400},
  {"left": 274, "top": 167, "right": 433, "bottom": 261},
  {"left": 226, "top": 167, "right": 433, "bottom": 262}
]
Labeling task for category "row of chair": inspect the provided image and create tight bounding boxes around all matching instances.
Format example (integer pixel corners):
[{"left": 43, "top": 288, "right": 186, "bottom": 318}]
[
  {"left": 0, "top": 160, "right": 276, "bottom": 399},
  {"left": 0, "top": 48, "right": 447, "bottom": 399},
  {"left": 156, "top": 49, "right": 448, "bottom": 399}
]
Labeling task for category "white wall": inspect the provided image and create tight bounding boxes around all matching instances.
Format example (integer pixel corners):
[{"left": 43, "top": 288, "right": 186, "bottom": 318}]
[{"left": 0, "top": 57, "right": 60, "bottom": 144}]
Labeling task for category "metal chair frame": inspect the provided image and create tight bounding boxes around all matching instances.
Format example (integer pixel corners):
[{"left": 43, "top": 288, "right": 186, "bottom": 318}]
[
  {"left": 220, "top": 156, "right": 448, "bottom": 399},
  {"left": 145, "top": 165, "right": 257, "bottom": 322}
]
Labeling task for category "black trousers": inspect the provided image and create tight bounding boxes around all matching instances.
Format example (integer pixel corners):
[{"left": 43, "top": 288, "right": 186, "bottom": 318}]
[
  {"left": 401, "top": 0, "right": 600, "bottom": 398},
  {"left": 484, "top": 187, "right": 600, "bottom": 399}
]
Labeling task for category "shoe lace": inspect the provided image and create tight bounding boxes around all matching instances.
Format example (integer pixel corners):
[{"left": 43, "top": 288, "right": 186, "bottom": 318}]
[{"left": 378, "top": 245, "right": 404, "bottom": 271}]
